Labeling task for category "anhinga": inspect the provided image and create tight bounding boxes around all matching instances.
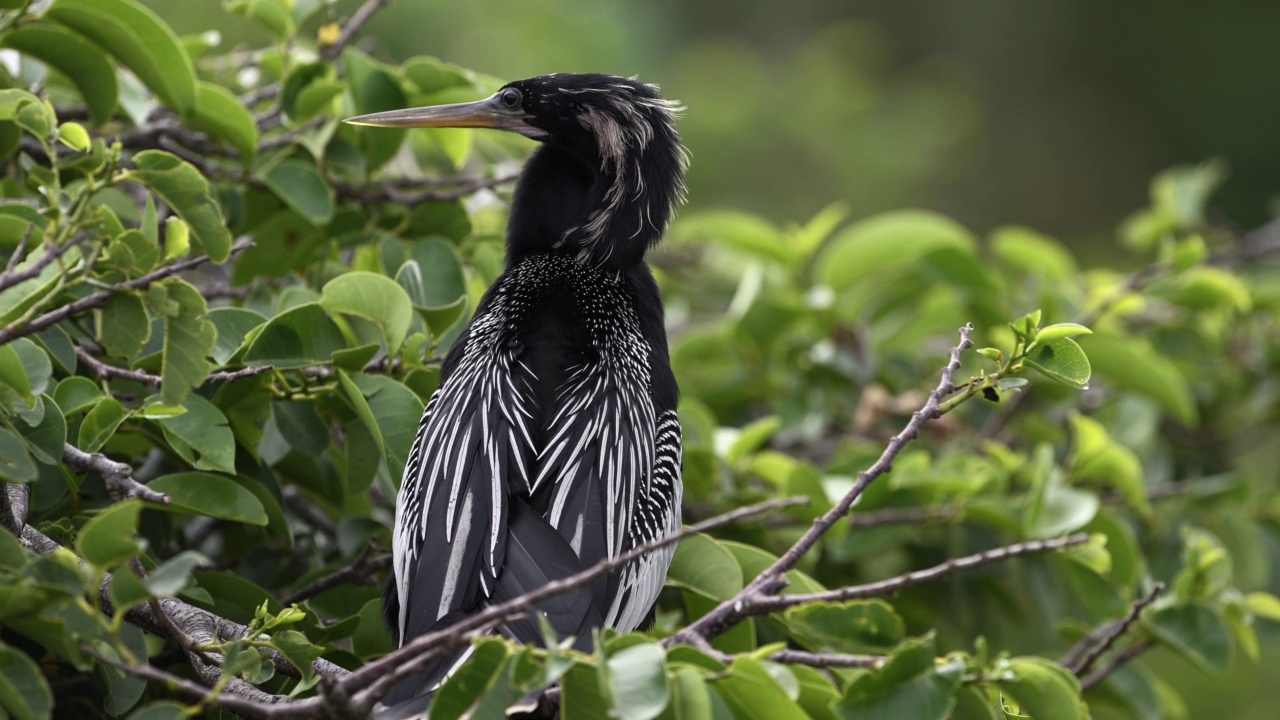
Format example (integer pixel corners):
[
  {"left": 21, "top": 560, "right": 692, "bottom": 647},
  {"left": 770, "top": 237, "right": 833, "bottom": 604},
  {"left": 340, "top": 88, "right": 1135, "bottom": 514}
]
[{"left": 347, "top": 74, "right": 687, "bottom": 709}]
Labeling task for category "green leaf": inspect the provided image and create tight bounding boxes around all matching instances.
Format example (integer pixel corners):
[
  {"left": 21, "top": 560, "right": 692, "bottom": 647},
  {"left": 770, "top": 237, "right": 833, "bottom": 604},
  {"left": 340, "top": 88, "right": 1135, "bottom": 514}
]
[
  {"left": 240, "top": 301, "right": 345, "bottom": 366},
  {"left": 46, "top": 0, "right": 196, "bottom": 113},
  {"left": 125, "top": 151, "right": 232, "bottom": 262},
  {"left": 144, "top": 550, "right": 208, "bottom": 596},
  {"left": 349, "top": 373, "right": 424, "bottom": 478},
  {"left": 1077, "top": 334, "right": 1197, "bottom": 425},
  {"left": 53, "top": 376, "right": 101, "bottom": 416},
  {"left": 607, "top": 642, "right": 669, "bottom": 720},
  {"left": 0, "top": 344, "right": 34, "bottom": 411},
  {"left": 345, "top": 49, "right": 407, "bottom": 170},
  {"left": 1148, "top": 604, "right": 1232, "bottom": 674},
  {"left": 96, "top": 293, "right": 151, "bottom": 359},
  {"left": 784, "top": 600, "right": 905, "bottom": 652},
  {"left": 715, "top": 657, "right": 808, "bottom": 719},
  {"left": 335, "top": 369, "right": 385, "bottom": 458},
  {"left": 1024, "top": 337, "right": 1091, "bottom": 390},
  {"left": 152, "top": 279, "right": 216, "bottom": 406},
  {"left": 1026, "top": 478, "right": 1098, "bottom": 539},
  {"left": 989, "top": 226, "right": 1078, "bottom": 280},
  {"left": 430, "top": 639, "right": 510, "bottom": 720},
  {"left": 258, "top": 159, "right": 334, "bottom": 226},
  {"left": 0, "top": 641, "right": 53, "bottom": 720},
  {"left": 76, "top": 500, "right": 142, "bottom": 568},
  {"left": 0, "top": 428, "right": 37, "bottom": 483},
  {"left": 155, "top": 394, "right": 236, "bottom": 475},
  {"left": 670, "top": 210, "right": 788, "bottom": 263},
  {"left": 725, "top": 415, "right": 781, "bottom": 465},
  {"left": 995, "top": 657, "right": 1089, "bottom": 720},
  {"left": 562, "top": 661, "right": 611, "bottom": 720},
  {"left": 667, "top": 534, "right": 744, "bottom": 601},
  {"left": 0, "top": 22, "right": 118, "bottom": 126},
  {"left": 835, "top": 635, "right": 961, "bottom": 720},
  {"left": 59, "top": 122, "right": 90, "bottom": 151},
  {"left": 321, "top": 272, "right": 414, "bottom": 354},
  {"left": 126, "top": 701, "right": 188, "bottom": 720},
  {"left": 77, "top": 396, "right": 127, "bottom": 452},
  {"left": 818, "top": 211, "right": 975, "bottom": 291},
  {"left": 1034, "top": 323, "right": 1092, "bottom": 343},
  {"left": 16, "top": 395, "right": 66, "bottom": 465},
  {"left": 226, "top": 0, "right": 294, "bottom": 41},
  {"left": 659, "top": 667, "right": 714, "bottom": 720},
  {"left": 147, "top": 472, "right": 268, "bottom": 525},
  {"left": 208, "top": 307, "right": 266, "bottom": 365},
  {"left": 410, "top": 238, "right": 469, "bottom": 305},
  {"left": 1245, "top": 591, "right": 1280, "bottom": 622}
]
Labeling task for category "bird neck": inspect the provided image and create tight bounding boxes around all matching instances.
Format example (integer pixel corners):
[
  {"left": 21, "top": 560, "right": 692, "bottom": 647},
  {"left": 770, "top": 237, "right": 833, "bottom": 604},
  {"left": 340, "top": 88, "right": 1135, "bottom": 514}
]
[{"left": 505, "top": 142, "right": 684, "bottom": 272}]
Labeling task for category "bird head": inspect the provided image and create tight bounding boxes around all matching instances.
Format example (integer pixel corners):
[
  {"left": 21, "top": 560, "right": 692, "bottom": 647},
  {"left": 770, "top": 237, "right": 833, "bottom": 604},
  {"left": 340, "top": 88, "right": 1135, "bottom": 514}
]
[{"left": 347, "top": 73, "right": 689, "bottom": 269}]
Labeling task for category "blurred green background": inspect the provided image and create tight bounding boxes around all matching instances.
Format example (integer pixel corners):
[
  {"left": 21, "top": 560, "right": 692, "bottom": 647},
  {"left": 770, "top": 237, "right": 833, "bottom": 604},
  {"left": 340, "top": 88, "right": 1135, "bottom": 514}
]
[
  {"left": 152, "top": 0, "right": 1280, "bottom": 260},
  {"left": 145, "top": 1, "right": 1280, "bottom": 717}
]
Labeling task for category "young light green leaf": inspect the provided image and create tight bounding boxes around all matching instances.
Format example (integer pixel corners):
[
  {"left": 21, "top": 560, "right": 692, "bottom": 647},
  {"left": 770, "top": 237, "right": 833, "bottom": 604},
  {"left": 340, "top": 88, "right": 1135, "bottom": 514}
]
[
  {"left": 1033, "top": 323, "right": 1092, "bottom": 344},
  {"left": 163, "top": 216, "right": 189, "bottom": 261},
  {"left": 1023, "top": 337, "right": 1091, "bottom": 390},
  {"left": 76, "top": 500, "right": 143, "bottom": 568},
  {"left": 58, "top": 122, "right": 90, "bottom": 151},
  {"left": 46, "top": 0, "right": 196, "bottom": 113}
]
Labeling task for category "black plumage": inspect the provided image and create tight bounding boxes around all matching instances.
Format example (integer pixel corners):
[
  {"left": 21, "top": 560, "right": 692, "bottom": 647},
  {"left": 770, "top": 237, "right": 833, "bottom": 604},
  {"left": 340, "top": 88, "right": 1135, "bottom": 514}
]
[{"left": 347, "top": 74, "right": 687, "bottom": 706}]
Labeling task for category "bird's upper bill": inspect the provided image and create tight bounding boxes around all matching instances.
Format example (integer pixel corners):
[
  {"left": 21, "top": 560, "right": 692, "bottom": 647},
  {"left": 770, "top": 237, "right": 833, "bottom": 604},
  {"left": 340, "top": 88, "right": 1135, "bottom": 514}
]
[{"left": 344, "top": 90, "right": 549, "bottom": 140}]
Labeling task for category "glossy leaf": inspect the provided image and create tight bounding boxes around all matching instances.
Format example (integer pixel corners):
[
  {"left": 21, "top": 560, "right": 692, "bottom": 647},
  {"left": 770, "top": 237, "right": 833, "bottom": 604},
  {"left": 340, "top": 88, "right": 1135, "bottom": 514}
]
[
  {"left": 190, "top": 81, "right": 258, "bottom": 161},
  {"left": 607, "top": 642, "right": 669, "bottom": 720},
  {"left": 1024, "top": 337, "right": 1091, "bottom": 390},
  {"left": 76, "top": 500, "right": 143, "bottom": 568},
  {"left": 147, "top": 472, "right": 268, "bottom": 526},
  {"left": 155, "top": 394, "right": 236, "bottom": 475},
  {"left": 995, "top": 657, "right": 1089, "bottom": 720},
  {"left": 321, "top": 272, "right": 414, "bottom": 354},
  {"left": 257, "top": 159, "right": 334, "bottom": 225},
  {"left": 125, "top": 151, "right": 232, "bottom": 263},
  {"left": 46, "top": 0, "right": 196, "bottom": 113},
  {"left": 78, "top": 396, "right": 127, "bottom": 452},
  {"left": 242, "top": 303, "right": 347, "bottom": 368}
]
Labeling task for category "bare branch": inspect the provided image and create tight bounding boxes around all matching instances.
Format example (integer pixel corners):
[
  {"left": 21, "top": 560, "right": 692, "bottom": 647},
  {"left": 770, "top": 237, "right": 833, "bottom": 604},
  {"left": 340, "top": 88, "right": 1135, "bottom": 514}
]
[
  {"left": 319, "top": 0, "right": 392, "bottom": 60},
  {"left": 766, "top": 649, "right": 885, "bottom": 669},
  {"left": 63, "top": 443, "right": 170, "bottom": 505},
  {"left": 752, "top": 534, "right": 1090, "bottom": 613},
  {"left": 849, "top": 506, "right": 957, "bottom": 529},
  {"left": 331, "top": 172, "right": 520, "bottom": 205},
  {"left": 1080, "top": 640, "right": 1156, "bottom": 691},
  {"left": 1064, "top": 582, "right": 1164, "bottom": 676},
  {"left": 0, "top": 239, "right": 254, "bottom": 347},
  {"left": 671, "top": 324, "right": 975, "bottom": 645},
  {"left": 74, "top": 347, "right": 274, "bottom": 387},
  {"left": 339, "top": 496, "right": 809, "bottom": 708},
  {"left": 0, "top": 225, "right": 36, "bottom": 291}
]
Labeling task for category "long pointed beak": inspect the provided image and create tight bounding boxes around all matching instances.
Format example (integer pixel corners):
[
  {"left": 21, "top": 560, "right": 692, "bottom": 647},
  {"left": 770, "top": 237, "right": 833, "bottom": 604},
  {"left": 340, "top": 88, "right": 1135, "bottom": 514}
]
[{"left": 344, "top": 94, "right": 542, "bottom": 138}]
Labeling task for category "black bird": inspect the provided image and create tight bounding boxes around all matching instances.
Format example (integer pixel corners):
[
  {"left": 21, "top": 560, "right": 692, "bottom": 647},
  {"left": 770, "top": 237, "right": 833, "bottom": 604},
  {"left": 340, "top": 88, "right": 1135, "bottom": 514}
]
[{"left": 347, "top": 74, "right": 687, "bottom": 706}]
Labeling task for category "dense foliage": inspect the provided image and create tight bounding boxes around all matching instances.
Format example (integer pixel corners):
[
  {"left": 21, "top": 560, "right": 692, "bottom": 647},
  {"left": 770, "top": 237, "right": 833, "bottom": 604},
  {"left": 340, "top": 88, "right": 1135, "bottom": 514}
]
[{"left": 1, "top": 1, "right": 1278, "bottom": 719}]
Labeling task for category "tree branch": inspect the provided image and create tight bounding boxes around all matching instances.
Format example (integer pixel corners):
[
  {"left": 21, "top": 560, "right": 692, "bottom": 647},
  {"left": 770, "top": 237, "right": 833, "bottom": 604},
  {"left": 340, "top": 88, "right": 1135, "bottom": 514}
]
[
  {"left": 63, "top": 443, "right": 170, "bottom": 505},
  {"left": 331, "top": 172, "right": 520, "bottom": 206},
  {"left": 74, "top": 346, "right": 274, "bottom": 387},
  {"left": 670, "top": 324, "right": 975, "bottom": 645},
  {"left": 1063, "top": 582, "right": 1164, "bottom": 676},
  {"left": 0, "top": 239, "right": 254, "bottom": 347},
  {"left": 320, "top": 0, "right": 392, "bottom": 60},
  {"left": 1080, "top": 640, "right": 1156, "bottom": 691},
  {"left": 281, "top": 542, "right": 392, "bottom": 606},
  {"left": 752, "top": 534, "right": 1090, "bottom": 613},
  {"left": 338, "top": 496, "right": 810, "bottom": 709}
]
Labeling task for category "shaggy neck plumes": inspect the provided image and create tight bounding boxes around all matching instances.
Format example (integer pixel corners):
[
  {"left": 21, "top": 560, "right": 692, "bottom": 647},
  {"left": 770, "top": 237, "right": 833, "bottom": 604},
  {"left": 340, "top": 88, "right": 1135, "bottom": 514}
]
[{"left": 505, "top": 89, "right": 688, "bottom": 271}]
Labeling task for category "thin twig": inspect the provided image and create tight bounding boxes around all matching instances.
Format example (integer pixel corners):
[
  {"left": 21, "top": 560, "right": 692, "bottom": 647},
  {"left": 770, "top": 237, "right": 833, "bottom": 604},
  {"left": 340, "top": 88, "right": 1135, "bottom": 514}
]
[
  {"left": 75, "top": 347, "right": 274, "bottom": 387},
  {"left": 0, "top": 239, "right": 253, "bottom": 347},
  {"left": 0, "top": 225, "right": 35, "bottom": 290},
  {"left": 849, "top": 506, "right": 957, "bottom": 529},
  {"left": 63, "top": 444, "right": 170, "bottom": 505},
  {"left": 752, "top": 534, "right": 1090, "bottom": 613},
  {"left": 1080, "top": 640, "right": 1155, "bottom": 691},
  {"left": 670, "top": 324, "right": 975, "bottom": 645},
  {"left": 320, "top": 0, "right": 392, "bottom": 60},
  {"left": 766, "top": 649, "right": 885, "bottom": 669},
  {"left": 331, "top": 172, "right": 519, "bottom": 205},
  {"left": 1065, "top": 582, "right": 1164, "bottom": 676}
]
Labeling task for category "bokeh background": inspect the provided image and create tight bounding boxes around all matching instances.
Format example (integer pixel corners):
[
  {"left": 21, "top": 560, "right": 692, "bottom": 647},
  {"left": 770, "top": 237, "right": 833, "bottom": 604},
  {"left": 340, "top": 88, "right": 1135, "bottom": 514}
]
[{"left": 147, "top": 1, "right": 1280, "bottom": 716}]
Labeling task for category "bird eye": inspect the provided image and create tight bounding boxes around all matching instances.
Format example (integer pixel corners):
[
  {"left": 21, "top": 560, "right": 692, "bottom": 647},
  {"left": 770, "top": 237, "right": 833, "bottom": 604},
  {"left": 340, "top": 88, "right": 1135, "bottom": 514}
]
[{"left": 499, "top": 88, "right": 523, "bottom": 109}]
